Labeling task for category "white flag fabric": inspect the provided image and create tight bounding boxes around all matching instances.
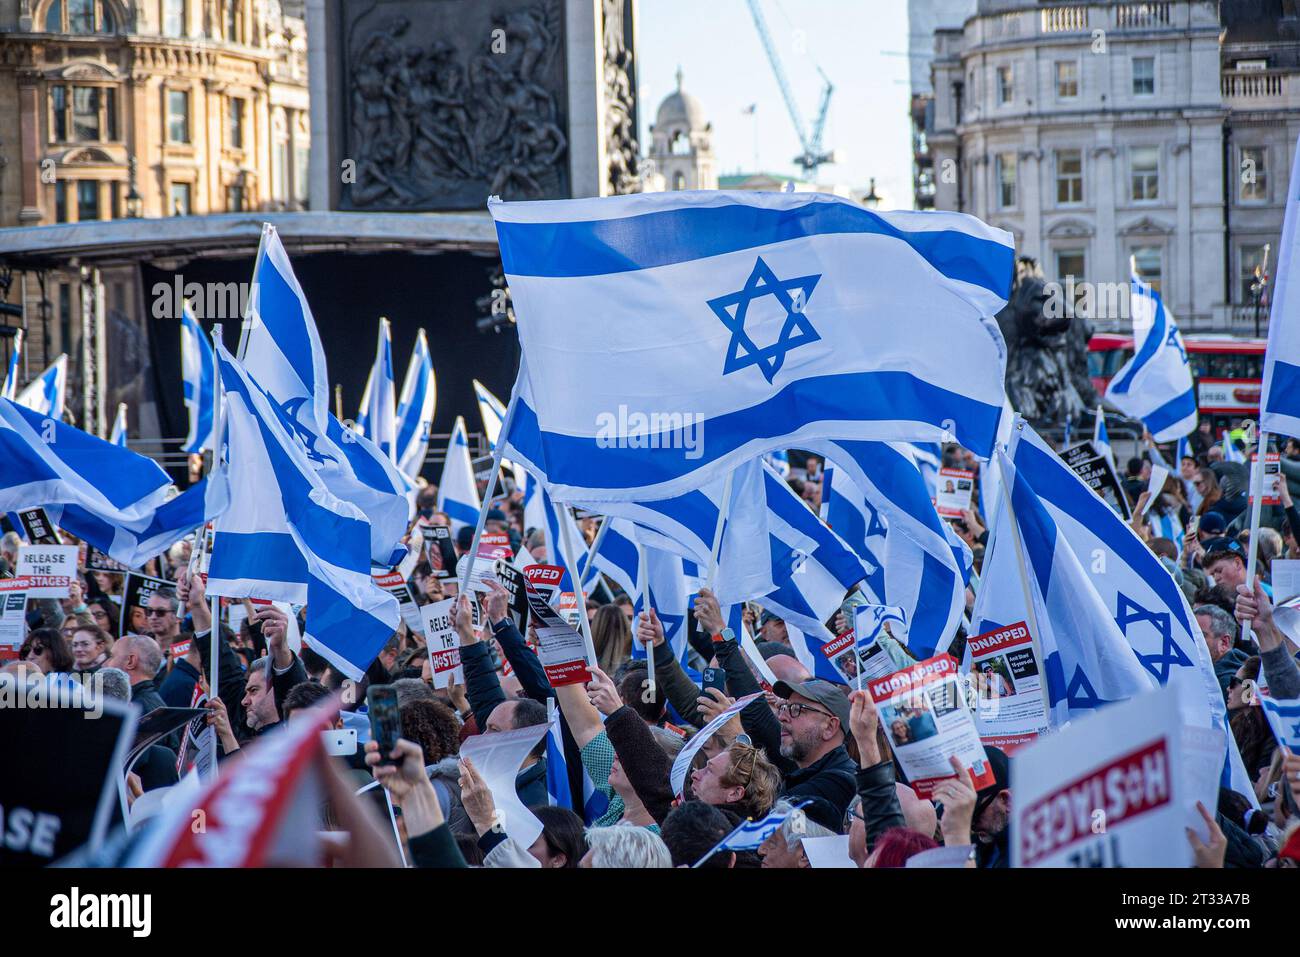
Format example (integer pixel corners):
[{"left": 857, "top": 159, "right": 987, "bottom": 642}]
[
  {"left": 1103, "top": 273, "right": 1197, "bottom": 442},
  {"left": 109, "top": 403, "right": 128, "bottom": 448},
  {"left": 180, "top": 305, "right": 216, "bottom": 454},
  {"left": 15, "top": 354, "right": 67, "bottom": 420},
  {"left": 493, "top": 190, "right": 1012, "bottom": 501},
  {"left": 1260, "top": 133, "right": 1300, "bottom": 437},
  {"left": 436, "top": 415, "right": 480, "bottom": 533},
  {"left": 357, "top": 318, "right": 397, "bottom": 463},
  {"left": 2, "top": 328, "right": 22, "bottom": 401},
  {"left": 395, "top": 329, "right": 436, "bottom": 479}
]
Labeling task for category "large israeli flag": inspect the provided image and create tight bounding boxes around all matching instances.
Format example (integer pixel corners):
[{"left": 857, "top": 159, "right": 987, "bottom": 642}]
[
  {"left": 109, "top": 403, "right": 128, "bottom": 448},
  {"left": 2, "top": 328, "right": 22, "bottom": 401},
  {"left": 1103, "top": 273, "right": 1197, "bottom": 442},
  {"left": 356, "top": 318, "right": 396, "bottom": 463},
  {"left": 395, "top": 329, "right": 436, "bottom": 479},
  {"left": 493, "top": 190, "right": 1013, "bottom": 501},
  {"left": 207, "top": 342, "right": 399, "bottom": 680},
  {"left": 813, "top": 438, "right": 970, "bottom": 658},
  {"left": 436, "top": 416, "right": 479, "bottom": 533},
  {"left": 1260, "top": 133, "right": 1300, "bottom": 437},
  {"left": 238, "top": 224, "right": 411, "bottom": 566},
  {"left": 16, "top": 354, "right": 67, "bottom": 420},
  {"left": 0, "top": 398, "right": 227, "bottom": 567},
  {"left": 180, "top": 305, "right": 216, "bottom": 454},
  {"left": 972, "top": 449, "right": 1156, "bottom": 727},
  {"left": 1005, "top": 420, "right": 1254, "bottom": 796}
]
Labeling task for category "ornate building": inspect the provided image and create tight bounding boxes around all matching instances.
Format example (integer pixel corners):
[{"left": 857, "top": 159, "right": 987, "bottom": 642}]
[
  {"left": 0, "top": 0, "right": 309, "bottom": 418},
  {"left": 922, "top": 0, "right": 1300, "bottom": 332},
  {"left": 646, "top": 67, "right": 716, "bottom": 191}
]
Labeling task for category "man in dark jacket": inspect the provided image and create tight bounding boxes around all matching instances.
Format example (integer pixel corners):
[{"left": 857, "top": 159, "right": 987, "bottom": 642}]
[
  {"left": 770, "top": 678, "right": 858, "bottom": 832},
  {"left": 105, "top": 633, "right": 168, "bottom": 715},
  {"left": 1195, "top": 602, "right": 1251, "bottom": 697}
]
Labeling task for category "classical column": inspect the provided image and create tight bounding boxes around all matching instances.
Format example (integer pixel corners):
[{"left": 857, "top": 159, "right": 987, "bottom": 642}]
[{"left": 18, "top": 76, "right": 43, "bottom": 223}]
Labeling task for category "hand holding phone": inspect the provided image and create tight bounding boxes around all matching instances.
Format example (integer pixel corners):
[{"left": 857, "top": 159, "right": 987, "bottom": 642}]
[{"left": 366, "top": 684, "right": 403, "bottom": 766}]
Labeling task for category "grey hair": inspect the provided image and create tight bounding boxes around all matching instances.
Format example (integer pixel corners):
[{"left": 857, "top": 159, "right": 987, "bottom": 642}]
[
  {"left": 649, "top": 725, "right": 686, "bottom": 761},
  {"left": 122, "top": 634, "right": 164, "bottom": 678},
  {"left": 393, "top": 677, "right": 436, "bottom": 709},
  {"left": 96, "top": 667, "right": 131, "bottom": 701},
  {"left": 0, "top": 531, "right": 21, "bottom": 556},
  {"left": 1193, "top": 604, "right": 1237, "bottom": 643},
  {"left": 584, "top": 825, "right": 672, "bottom": 868},
  {"left": 774, "top": 799, "right": 836, "bottom": 848}
]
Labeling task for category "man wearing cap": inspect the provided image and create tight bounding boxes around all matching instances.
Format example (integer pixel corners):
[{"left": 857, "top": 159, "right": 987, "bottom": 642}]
[
  {"left": 970, "top": 747, "right": 1011, "bottom": 868},
  {"left": 757, "top": 610, "right": 789, "bottom": 647},
  {"left": 1195, "top": 603, "right": 1250, "bottom": 697},
  {"left": 1201, "top": 537, "right": 1271, "bottom": 598},
  {"left": 770, "top": 677, "right": 858, "bottom": 832}
]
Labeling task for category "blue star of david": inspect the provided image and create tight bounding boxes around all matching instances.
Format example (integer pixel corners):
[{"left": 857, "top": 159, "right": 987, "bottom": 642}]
[
  {"left": 1165, "top": 327, "right": 1188, "bottom": 364},
  {"left": 1291, "top": 720, "right": 1300, "bottom": 741},
  {"left": 1046, "top": 652, "right": 1111, "bottom": 711},
  {"left": 1115, "top": 592, "right": 1190, "bottom": 684},
  {"left": 707, "top": 257, "right": 822, "bottom": 383},
  {"left": 278, "top": 396, "right": 336, "bottom": 467},
  {"left": 658, "top": 610, "right": 685, "bottom": 646}
]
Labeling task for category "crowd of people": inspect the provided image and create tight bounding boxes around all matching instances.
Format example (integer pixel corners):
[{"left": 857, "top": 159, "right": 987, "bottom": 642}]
[{"left": 3, "top": 422, "right": 1300, "bottom": 870}]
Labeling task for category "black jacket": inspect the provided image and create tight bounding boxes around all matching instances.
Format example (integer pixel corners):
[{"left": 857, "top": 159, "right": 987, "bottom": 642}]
[
  {"left": 855, "top": 760, "right": 905, "bottom": 852},
  {"left": 130, "top": 676, "right": 168, "bottom": 716},
  {"left": 781, "top": 745, "right": 858, "bottom": 832}
]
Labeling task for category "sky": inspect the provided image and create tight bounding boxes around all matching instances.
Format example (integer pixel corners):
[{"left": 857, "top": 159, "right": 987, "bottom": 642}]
[{"left": 636, "top": 0, "right": 914, "bottom": 207}]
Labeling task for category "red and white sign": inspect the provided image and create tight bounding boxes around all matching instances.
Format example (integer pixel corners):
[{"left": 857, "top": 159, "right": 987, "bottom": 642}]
[
  {"left": 1197, "top": 379, "right": 1261, "bottom": 415},
  {"left": 419, "top": 598, "right": 464, "bottom": 688},
  {"left": 1249, "top": 452, "right": 1281, "bottom": 506},
  {"left": 477, "top": 532, "right": 514, "bottom": 561},
  {"left": 16, "top": 544, "right": 78, "bottom": 598},
  {"left": 868, "top": 654, "right": 996, "bottom": 798},
  {"left": 934, "top": 467, "right": 975, "bottom": 518},
  {"left": 523, "top": 571, "right": 592, "bottom": 686},
  {"left": 0, "top": 578, "right": 30, "bottom": 660},
  {"left": 966, "top": 621, "right": 1048, "bottom": 754}
]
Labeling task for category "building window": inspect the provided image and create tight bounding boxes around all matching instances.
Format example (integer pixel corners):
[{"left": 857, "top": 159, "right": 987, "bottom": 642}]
[
  {"left": 996, "top": 153, "right": 1017, "bottom": 208},
  {"left": 294, "top": 144, "right": 310, "bottom": 205},
  {"left": 1240, "top": 244, "right": 1270, "bottom": 304},
  {"left": 76, "top": 180, "right": 100, "bottom": 221},
  {"left": 996, "top": 65, "right": 1013, "bottom": 104},
  {"left": 1132, "top": 57, "right": 1155, "bottom": 96},
  {"left": 225, "top": 0, "right": 241, "bottom": 42},
  {"left": 1056, "top": 248, "right": 1087, "bottom": 295},
  {"left": 1239, "top": 146, "right": 1267, "bottom": 202},
  {"left": 163, "top": 0, "right": 185, "bottom": 37},
  {"left": 167, "top": 90, "right": 190, "bottom": 143},
  {"left": 58, "top": 284, "right": 72, "bottom": 352},
  {"left": 170, "top": 182, "right": 191, "bottom": 215},
  {"left": 47, "top": 0, "right": 115, "bottom": 33},
  {"left": 1130, "top": 146, "right": 1159, "bottom": 202},
  {"left": 1055, "top": 149, "right": 1083, "bottom": 204},
  {"left": 226, "top": 183, "right": 244, "bottom": 212},
  {"left": 1132, "top": 246, "right": 1162, "bottom": 291},
  {"left": 50, "top": 85, "right": 117, "bottom": 142},
  {"left": 228, "top": 98, "right": 244, "bottom": 150},
  {"left": 54, "top": 181, "right": 68, "bottom": 222},
  {"left": 1055, "top": 61, "right": 1079, "bottom": 99}
]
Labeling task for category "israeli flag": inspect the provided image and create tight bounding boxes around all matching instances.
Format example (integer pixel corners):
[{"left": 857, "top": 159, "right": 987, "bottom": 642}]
[
  {"left": 1005, "top": 420, "right": 1254, "bottom": 796},
  {"left": 436, "top": 416, "right": 479, "bottom": 533},
  {"left": 109, "top": 402, "right": 128, "bottom": 448},
  {"left": 1260, "top": 133, "right": 1300, "bottom": 437},
  {"left": 545, "top": 706, "right": 609, "bottom": 825},
  {"left": 493, "top": 190, "right": 1013, "bottom": 501},
  {"left": 207, "top": 342, "right": 399, "bottom": 681},
  {"left": 906, "top": 442, "right": 942, "bottom": 499},
  {"left": 1093, "top": 407, "right": 1111, "bottom": 457},
  {"left": 812, "top": 439, "right": 970, "bottom": 659},
  {"left": 239, "top": 224, "right": 411, "bottom": 567},
  {"left": 540, "top": 486, "right": 589, "bottom": 592},
  {"left": 972, "top": 448, "right": 1156, "bottom": 726},
  {"left": 15, "top": 354, "right": 67, "bottom": 420},
  {"left": 1259, "top": 695, "right": 1300, "bottom": 754},
  {"left": 765, "top": 448, "right": 790, "bottom": 478},
  {"left": 587, "top": 516, "right": 642, "bottom": 599},
  {"left": 180, "top": 305, "right": 216, "bottom": 454},
  {"left": 0, "top": 398, "right": 227, "bottom": 567},
  {"left": 2, "top": 328, "right": 22, "bottom": 401},
  {"left": 1104, "top": 273, "right": 1197, "bottom": 442},
  {"left": 1221, "top": 430, "right": 1246, "bottom": 464},
  {"left": 356, "top": 318, "right": 397, "bottom": 463},
  {"left": 697, "top": 800, "right": 811, "bottom": 862},
  {"left": 395, "top": 329, "right": 436, "bottom": 479},
  {"left": 630, "top": 542, "right": 694, "bottom": 665},
  {"left": 473, "top": 379, "right": 509, "bottom": 450}
]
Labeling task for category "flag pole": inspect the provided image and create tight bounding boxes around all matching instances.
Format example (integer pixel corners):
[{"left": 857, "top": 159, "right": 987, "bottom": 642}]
[
  {"left": 634, "top": 535, "right": 654, "bottom": 699},
  {"left": 457, "top": 387, "right": 519, "bottom": 597},
  {"left": 208, "top": 322, "right": 226, "bottom": 706},
  {"left": 705, "top": 469, "right": 736, "bottom": 591},
  {"left": 1242, "top": 429, "right": 1270, "bottom": 646},
  {"left": 579, "top": 515, "right": 610, "bottom": 589},
  {"left": 236, "top": 222, "right": 273, "bottom": 359},
  {"left": 556, "top": 504, "right": 599, "bottom": 665},
  {"left": 993, "top": 451, "right": 1054, "bottom": 722}
]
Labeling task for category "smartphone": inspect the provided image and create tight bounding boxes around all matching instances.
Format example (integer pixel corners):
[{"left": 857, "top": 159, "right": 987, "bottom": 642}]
[
  {"left": 1187, "top": 515, "right": 1200, "bottom": 536},
  {"left": 321, "top": 727, "right": 357, "bottom": 757},
  {"left": 701, "top": 667, "right": 727, "bottom": 695},
  {"left": 366, "top": 684, "right": 402, "bottom": 765}
]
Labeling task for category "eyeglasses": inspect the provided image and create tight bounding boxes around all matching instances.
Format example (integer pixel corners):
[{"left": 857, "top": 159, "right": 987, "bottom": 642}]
[
  {"left": 144, "top": 608, "right": 173, "bottom": 618},
  {"left": 776, "top": 702, "right": 833, "bottom": 721},
  {"left": 90, "top": 608, "right": 108, "bottom": 619},
  {"left": 1228, "top": 676, "right": 1244, "bottom": 690}
]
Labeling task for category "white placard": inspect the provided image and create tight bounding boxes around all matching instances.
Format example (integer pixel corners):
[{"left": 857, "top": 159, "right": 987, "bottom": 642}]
[
  {"left": 967, "top": 621, "right": 1049, "bottom": 754},
  {"left": 1143, "top": 464, "right": 1169, "bottom": 515},
  {"left": 16, "top": 544, "right": 78, "bottom": 598},
  {"left": 670, "top": 692, "right": 763, "bottom": 795},
  {"left": 1271, "top": 559, "right": 1300, "bottom": 603},
  {"left": 418, "top": 597, "right": 464, "bottom": 689},
  {"left": 0, "top": 579, "right": 29, "bottom": 658},
  {"left": 934, "top": 467, "right": 975, "bottom": 518},
  {"left": 458, "top": 722, "right": 550, "bottom": 850},
  {"left": 800, "top": 834, "right": 856, "bottom": 868}
]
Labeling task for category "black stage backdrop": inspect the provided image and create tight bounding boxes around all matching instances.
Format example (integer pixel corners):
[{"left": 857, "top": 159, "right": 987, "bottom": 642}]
[{"left": 140, "top": 249, "right": 519, "bottom": 482}]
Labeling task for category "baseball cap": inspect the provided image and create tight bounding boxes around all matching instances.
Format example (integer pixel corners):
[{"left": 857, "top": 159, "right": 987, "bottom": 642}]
[
  {"left": 1198, "top": 513, "right": 1227, "bottom": 536},
  {"left": 773, "top": 678, "right": 851, "bottom": 731},
  {"left": 486, "top": 508, "right": 508, "bottom": 523},
  {"left": 1202, "top": 537, "right": 1246, "bottom": 564},
  {"left": 972, "top": 746, "right": 1010, "bottom": 820},
  {"left": 758, "top": 610, "right": 781, "bottom": 628}
]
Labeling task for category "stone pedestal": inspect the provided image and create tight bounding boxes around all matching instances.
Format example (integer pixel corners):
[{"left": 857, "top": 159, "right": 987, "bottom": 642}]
[{"left": 309, "top": 0, "right": 639, "bottom": 212}]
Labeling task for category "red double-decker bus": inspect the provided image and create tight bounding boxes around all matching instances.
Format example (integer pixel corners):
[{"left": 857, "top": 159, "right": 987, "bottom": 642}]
[{"left": 1088, "top": 332, "right": 1266, "bottom": 432}]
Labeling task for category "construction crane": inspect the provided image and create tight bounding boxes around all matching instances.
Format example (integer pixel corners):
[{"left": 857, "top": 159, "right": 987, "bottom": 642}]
[{"left": 745, "top": 0, "right": 837, "bottom": 177}]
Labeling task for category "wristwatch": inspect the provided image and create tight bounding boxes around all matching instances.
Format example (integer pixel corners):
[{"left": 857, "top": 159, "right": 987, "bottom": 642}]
[{"left": 712, "top": 626, "right": 735, "bottom": 644}]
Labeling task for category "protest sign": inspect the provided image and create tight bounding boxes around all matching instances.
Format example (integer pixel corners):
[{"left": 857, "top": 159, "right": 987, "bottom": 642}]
[
  {"left": 966, "top": 621, "right": 1049, "bottom": 753},
  {"left": 800, "top": 834, "right": 856, "bottom": 868},
  {"left": 558, "top": 590, "right": 585, "bottom": 628},
  {"left": 820, "top": 630, "right": 895, "bottom": 687},
  {"left": 670, "top": 692, "right": 764, "bottom": 795},
  {"left": 1061, "top": 441, "right": 1131, "bottom": 520},
  {"left": 421, "top": 523, "right": 459, "bottom": 579},
  {"left": 1142, "top": 465, "right": 1169, "bottom": 516},
  {"left": 458, "top": 723, "right": 550, "bottom": 850},
  {"left": 120, "top": 574, "right": 178, "bottom": 637},
  {"left": 493, "top": 559, "right": 531, "bottom": 630},
  {"left": 934, "top": 468, "right": 974, "bottom": 518},
  {"left": 17, "top": 507, "right": 61, "bottom": 545},
  {"left": 868, "top": 654, "right": 995, "bottom": 798},
  {"left": 372, "top": 568, "right": 424, "bottom": 636},
  {"left": 419, "top": 597, "right": 464, "bottom": 689},
  {"left": 1271, "top": 560, "right": 1300, "bottom": 603},
  {"left": 0, "top": 679, "right": 138, "bottom": 867},
  {"left": 1249, "top": 452, "right": 1282, "bottom": 506},
  {"left": 126, "top": 707, "right": 207, "bottom": 773},
  {"left": 522, "top": 568, "right": 593, "bottom": 686},
  {"left": 16, "top": 544, "right": 78, "bottom": 598},
  {"left": 1011, "top": 685, "right": 1191, "bottom": 868},
  {"left": 0, "top": 579, "right": 29, "bottom": 661},
  {"left": 82, "top": 543, "right": 129, "bottom": 574},
  {"left": 523, "top": 564, "right": 564, "bottom": 607}
]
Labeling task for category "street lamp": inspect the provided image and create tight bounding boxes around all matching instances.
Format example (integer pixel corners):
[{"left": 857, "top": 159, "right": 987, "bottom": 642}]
[
  {"left": 862, "top": 177, "right": 881, "bottom": 210},
  {"left": 125, "top": 156, "right": 142, "bottom": 218}
]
